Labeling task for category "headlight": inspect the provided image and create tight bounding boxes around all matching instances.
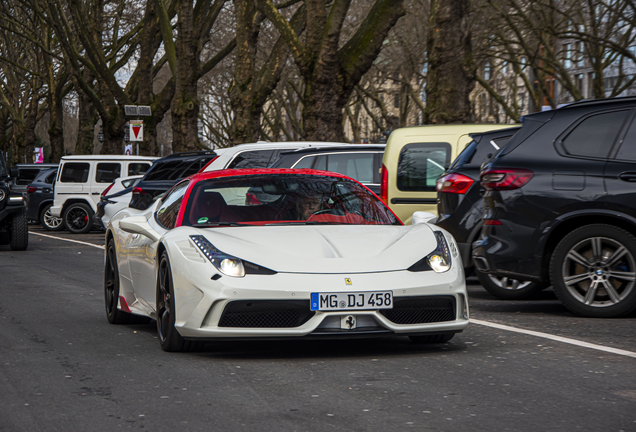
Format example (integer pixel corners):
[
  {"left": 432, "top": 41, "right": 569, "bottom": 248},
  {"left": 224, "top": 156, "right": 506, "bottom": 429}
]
[
  {"left": 189, "top": 235, "right": 277, "bottom": 277},
  {"left": 190, "top": 235, "right": 245, "bottom": 277},
  {"left": 427, "top": 231, "right": 452, "bottom": 273},
  {"left": 408, "top": 230, "right": 453, "bottom": 273}
]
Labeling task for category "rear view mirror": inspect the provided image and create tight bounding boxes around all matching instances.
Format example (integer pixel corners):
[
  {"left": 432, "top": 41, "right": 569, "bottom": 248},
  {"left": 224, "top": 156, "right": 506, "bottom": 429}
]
[
  {"left": 9, "top": 167, "right": 19, "bottom": 179},
  {"left": 412, "top": 211, "right": 437, "bottom": 225}
]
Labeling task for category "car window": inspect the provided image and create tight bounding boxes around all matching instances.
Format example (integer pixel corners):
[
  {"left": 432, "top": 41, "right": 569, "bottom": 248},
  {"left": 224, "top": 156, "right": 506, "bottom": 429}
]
[
  {"left": 293, "top": 155, "right": 316, "bottom": 169},
  {"left": 227, "top": 150, "right": 275, "bottom": 169},
  {"left": 121, "top": 178, "right": 141, "bottom": 189},
  {"left": 293, "top": 153, "right": 378, "bottom": 184},
  {"left": 45, "top": 171, "right": 57, "bottom": 184},
  {"left": 95, "top": 163, "right": 121, "bottom": 183},
  {"left": 181, "top": 157, "right": 215, "bottom": 177},
  {"left": 156, "top": 181, "right": 189, "bottom": 229},
  {"left": 144, "top": 160, "right": 195, "bottom": 181},
  {"left": 16, "top": 168, "right": 41, "bottom": 185},
  {"left": 561, "top": 110, "right": 629, "bottom": 159},
  {"left": 397, "top": 143, "right": 451, "bottom": 192},
  {"left": 0, "top": 152, "right": 6, "bottom": 177},
  {"left": 128, "top": 163, "right": 151, "bottom": 176},
  {"left": 451, "top": 135, "right": 515, "bottom": 169},
  {"left": 60, "top": 163, "right": 90, "bottom": 183},
  {"left": 614, "top": 116, "right": 636, "bottom": 161}
]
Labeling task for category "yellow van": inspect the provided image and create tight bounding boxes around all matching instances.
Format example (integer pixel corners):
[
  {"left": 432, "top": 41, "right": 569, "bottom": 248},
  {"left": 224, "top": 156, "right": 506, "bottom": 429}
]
[{"left": 380, "top": 124, "right": 514, "bottom": 224}]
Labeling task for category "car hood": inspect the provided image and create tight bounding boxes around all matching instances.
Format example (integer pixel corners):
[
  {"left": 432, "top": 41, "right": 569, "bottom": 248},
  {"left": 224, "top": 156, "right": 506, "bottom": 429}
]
[{"left": 173, "top": 224, "right": 438, "bottom": 273}]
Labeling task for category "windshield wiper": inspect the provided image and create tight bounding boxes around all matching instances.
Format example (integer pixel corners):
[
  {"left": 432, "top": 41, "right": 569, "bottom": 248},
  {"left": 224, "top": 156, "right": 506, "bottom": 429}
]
[{"left": 195, "top": 222, "right": 247, "bottom": 227}]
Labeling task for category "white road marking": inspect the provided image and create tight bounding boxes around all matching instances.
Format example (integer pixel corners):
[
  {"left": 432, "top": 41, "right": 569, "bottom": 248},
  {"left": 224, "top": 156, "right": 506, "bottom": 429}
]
[
  {"left": 471, "top": 319, "right": 636, "bottom": 359},
  {"left": 30, "top": 232, "right": 105, "bottom": 250}
]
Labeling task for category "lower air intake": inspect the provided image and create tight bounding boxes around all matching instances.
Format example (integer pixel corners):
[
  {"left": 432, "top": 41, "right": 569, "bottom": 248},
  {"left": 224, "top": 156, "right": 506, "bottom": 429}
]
[
  {"left": 218, "top": 300, "right": 315, "bottom": 328},
  {"left": 380, "top": 296, "right": 456, "bottom": 324}
]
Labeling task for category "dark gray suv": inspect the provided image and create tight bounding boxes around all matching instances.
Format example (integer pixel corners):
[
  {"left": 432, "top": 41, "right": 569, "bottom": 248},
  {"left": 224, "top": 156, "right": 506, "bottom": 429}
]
[{"left": 0, "top": 152, "right": 28, "bottom": 250}]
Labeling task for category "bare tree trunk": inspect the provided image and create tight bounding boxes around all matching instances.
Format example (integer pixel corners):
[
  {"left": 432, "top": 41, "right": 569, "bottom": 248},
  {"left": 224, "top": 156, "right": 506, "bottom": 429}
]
[
  {"left": 75, "top": 70, "right": 97, "bottom": 155},
  {"left": 170, "top": 0, "right": 200, "bottom": 153},
  {"left": 425, "top": 0, "right": 474, "bottom": 124}
]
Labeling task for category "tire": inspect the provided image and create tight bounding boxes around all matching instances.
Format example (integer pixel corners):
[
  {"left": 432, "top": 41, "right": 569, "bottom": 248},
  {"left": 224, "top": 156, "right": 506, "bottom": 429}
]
[
  {"left": 477, "top": 270, "right": 546, "bottom": 300},
  {"left": 9, "top": 209, "right": 28, "bottom": 251},
  {"left": 63, "top": 203, "right": 94, "bottom": 234},
  {"left": 156, "top": 251, "right": 199, "bottom": 352},
  {"left": 105, "top": 239, "right": 133, "bottom": 324},
  {"left": 550, "top": 224, "right": 636, "bottom": 318},
  {"left": 409, "top": 333, "right": 455, "bottom": 344},
  {"left": 40, "top": 204, "right": 64, "bottom": 231}
]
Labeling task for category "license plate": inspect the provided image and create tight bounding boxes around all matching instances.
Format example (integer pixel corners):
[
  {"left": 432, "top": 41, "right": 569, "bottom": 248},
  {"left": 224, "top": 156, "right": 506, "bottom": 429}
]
[{"left": 310, "top": 291, "right": 393, "bottom": 311}]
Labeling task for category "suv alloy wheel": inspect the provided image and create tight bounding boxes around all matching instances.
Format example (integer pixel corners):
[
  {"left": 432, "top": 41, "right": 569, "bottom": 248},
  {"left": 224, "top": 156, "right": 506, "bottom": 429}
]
[{"left": 550, "top": 224, "right": 636, "bottom": 318}]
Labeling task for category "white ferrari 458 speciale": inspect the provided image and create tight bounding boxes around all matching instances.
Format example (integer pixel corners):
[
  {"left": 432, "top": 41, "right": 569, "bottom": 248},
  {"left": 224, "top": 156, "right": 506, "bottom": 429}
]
[{"left": 104, "top": 169, "right": 469, "bottom": 351}]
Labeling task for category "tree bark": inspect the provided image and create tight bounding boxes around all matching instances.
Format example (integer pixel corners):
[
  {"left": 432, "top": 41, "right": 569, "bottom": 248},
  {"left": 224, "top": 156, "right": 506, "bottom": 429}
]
[
  {"left": 74, "top": 69, "right": 97, "bottom": 155},
  {"left": 257, "top": 0, "right": 405, "bottom": 141},
  {"left": 170, "top": 0, "right": 201, "bottom": 152},
  {"left": 425, "top": 0, "right": 474, "bottom": 124}
]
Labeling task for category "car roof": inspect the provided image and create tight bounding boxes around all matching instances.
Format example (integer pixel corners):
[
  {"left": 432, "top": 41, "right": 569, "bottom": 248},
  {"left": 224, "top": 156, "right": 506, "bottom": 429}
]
[
  {"left": 188, "top": 168, "right": 358, "bottom": 184},
  {"left": 278, "top": 144, "right": 385, "bottom": 156},
  {"left": 558, "top": 95, "right": 636, "bottom": 110},
  {"left": 221, "top": 141, "right": 351, "bottom": 151},
  {"left": 16, "top": 163, "right": 58, "bottom": 168},
  {"left": 469, "top": 126, "right": 521, "bottom": 140},
  {"left": 60, "top": 155, "right": 157, "bottom": 161}
]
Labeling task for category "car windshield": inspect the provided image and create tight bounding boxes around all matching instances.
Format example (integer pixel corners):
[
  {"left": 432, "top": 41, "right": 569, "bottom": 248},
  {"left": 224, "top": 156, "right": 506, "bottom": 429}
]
[{"left": 182, "top": 174, "right": 400, "bottom": 227}]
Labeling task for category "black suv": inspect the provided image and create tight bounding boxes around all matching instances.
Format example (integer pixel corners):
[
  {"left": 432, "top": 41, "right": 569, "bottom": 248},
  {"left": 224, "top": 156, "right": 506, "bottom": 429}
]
[
  {"left": 26, "top": 167, "right": 62, "bottom": 231},
  {"left": 435, "top": 127, "right": 539, "bottom": 297},
  {"left": 0, "top": 152, "right": 28, "bottom": 250},
  {"left": 129, "top": 151, "right": 217, "bottom": 210},
  {"left": 473, "top": 96, "right": 636, "bottom": 317}
]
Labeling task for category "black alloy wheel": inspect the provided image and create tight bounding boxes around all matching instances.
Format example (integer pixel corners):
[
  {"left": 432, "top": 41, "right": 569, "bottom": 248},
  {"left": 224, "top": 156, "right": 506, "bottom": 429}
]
[
  {"left": 551, "top": 224, "right": 636, "bottom": 318},
  {"left": 156, "top": 251, "right": 199, "bottom": 352},
  {"left": 40, "top": 204, "right": 63, "bottom": 231},
  {"left": 409, "top": 333, "right": 454, "bottom": 344},
  {"left": 63, "top": 203, "right": 93, "bottom": 234},
  {"left": 105, "top": 239, "right": 131, "bottom": 324},
  {"left": 9, "top": 209, "right": 28, "bottom": 251},
  {"left": 476, "top": 271, "right": 546, "bottom": 300}
]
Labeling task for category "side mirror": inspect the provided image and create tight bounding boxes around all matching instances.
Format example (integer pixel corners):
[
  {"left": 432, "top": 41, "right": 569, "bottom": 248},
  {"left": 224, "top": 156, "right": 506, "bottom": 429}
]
[
  {"left": 9, "top": 167, "right": 19, "bottom": 179},
  {"left": 412, "top": 211, "right": 437, "bottom": 225},
  {"left": 119, "top": 215, "right": 161, "bottom": 242}
]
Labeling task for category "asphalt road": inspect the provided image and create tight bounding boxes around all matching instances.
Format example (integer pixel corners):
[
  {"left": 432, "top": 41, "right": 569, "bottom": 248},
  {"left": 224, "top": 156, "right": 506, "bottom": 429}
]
[{"left": 0, "top": 225, "right": 635, "bottom": 431}]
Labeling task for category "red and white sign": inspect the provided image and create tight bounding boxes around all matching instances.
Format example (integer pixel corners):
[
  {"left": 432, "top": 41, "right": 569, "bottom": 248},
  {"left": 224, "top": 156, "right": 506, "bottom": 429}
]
[{"left": 130, "top": 120, "right": 143, "bottom": 141}]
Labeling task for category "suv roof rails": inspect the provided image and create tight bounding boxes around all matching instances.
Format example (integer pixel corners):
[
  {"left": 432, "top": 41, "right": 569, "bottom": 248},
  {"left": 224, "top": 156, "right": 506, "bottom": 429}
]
[
  {"left": 163, "top": 150, "right": 216, "bottom": 159},
  {"left": 559, "top": 95, "right": 636, "bottom": 110}
]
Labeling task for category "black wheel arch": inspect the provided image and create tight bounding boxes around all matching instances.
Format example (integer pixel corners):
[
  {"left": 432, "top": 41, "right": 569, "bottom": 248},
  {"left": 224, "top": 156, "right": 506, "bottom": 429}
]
[{"left": 62, "top": 199, "right": 93, "bottom": 216}]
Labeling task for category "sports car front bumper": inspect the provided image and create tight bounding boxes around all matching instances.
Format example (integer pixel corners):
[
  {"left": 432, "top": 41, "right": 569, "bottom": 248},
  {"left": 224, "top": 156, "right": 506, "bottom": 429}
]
[{"left": 165, "top": 257, "right": 469, "bottom": 340}]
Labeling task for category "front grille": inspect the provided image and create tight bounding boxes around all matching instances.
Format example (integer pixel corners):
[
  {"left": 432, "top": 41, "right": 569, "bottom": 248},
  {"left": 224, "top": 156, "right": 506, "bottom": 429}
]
[
  {"left": 218, "top": 300, "right": 315, "bottom": 328},
  {"left": 380, "top": 296, "right": 456, "bottom": 324}
]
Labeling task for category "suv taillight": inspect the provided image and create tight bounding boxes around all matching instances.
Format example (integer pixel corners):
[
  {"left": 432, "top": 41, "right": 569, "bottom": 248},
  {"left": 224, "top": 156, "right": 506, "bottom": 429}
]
[
  {"left": 101, "top": 183, "right": 114, "bottom": 197},
  {"left": 380, "top": 164, "right": 388, "bottom": 204},
  {"left": 133, "top": 187, "right": 144, "bottom": 194},
  {"left": 26, "top": 186, "right": 37, "bottom": 194},
  {"left": 437, "top": 173, "right": 474, "bottom": 194},
  {"left": 481, "top": 169, "right": 533, "bottom": 191}
]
